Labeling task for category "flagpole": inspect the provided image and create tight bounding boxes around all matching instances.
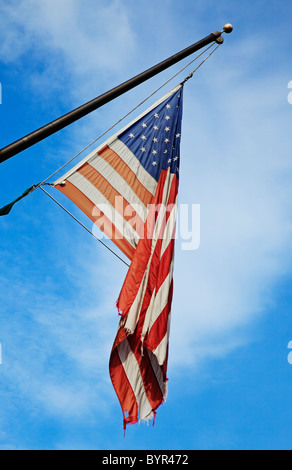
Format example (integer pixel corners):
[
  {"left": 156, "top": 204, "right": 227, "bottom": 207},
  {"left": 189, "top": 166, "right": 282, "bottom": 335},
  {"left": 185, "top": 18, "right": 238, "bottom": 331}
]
[{"left": 0, "top": 24, "right": 233, "bottom": 165}]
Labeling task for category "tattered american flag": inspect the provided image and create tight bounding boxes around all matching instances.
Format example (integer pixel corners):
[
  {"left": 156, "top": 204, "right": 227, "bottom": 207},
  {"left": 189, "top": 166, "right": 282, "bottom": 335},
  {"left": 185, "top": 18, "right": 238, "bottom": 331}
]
[{"left": 53, "top": 84, "right": 183, "bottom": 428}]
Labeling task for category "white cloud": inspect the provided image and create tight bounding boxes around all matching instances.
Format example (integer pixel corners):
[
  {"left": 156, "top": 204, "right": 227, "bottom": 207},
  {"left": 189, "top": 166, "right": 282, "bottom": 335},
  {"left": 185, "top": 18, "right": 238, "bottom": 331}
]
[{"left": 0, "top": 0, "right": 137, "bottom": 99}]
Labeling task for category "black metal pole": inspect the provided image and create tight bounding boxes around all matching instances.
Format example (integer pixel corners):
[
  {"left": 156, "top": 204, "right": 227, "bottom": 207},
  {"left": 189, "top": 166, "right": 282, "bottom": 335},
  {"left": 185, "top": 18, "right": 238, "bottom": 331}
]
[{"left": 0, "top": 26, "right": 232, "bottom": 165}]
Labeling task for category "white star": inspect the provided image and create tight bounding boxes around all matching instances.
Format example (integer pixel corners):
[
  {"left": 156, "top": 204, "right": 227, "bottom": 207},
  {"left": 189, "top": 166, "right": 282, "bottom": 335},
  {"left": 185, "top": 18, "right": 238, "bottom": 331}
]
[
  {"left": 142, "top": 123, "right": 147, "bottom": 128},
  {"left": 164, "top": 138, "right": 170, "bottom": 143},
  {"left": 129, "top": 133, "right": 135, "bottom": 138},
  {"left": 152, "top": 161, "right": 157, "bottom": 166},
  {"left": 176, "top": 133, "right": 181, "bottom": 138},
  {"left": 164, "top": 150, "right": 168, "bottom": 154},
  {"left": 153, "top": 137, "right": 158, "bottom": 143},
  {"left": 153, "top": 125, "right": 159, "bottom": 131},
  {"left": 165, "top": 115, "right": 170, "bottom": 120},
  {"left": 152, "top": 150, "right": 157, "bottom": 155},
  {"left": 166, "top": 104, "right": 171, "bottom": 109},
  {"left": 168, "top": 158, "right": 172, "bottom": 164},
  {"left": 165, "top": 127, "right": 170, "bottom": 132},
  {"left": 141, "top": 135, "right": 147, "bottom": 141},
  {"left": 141, "top": 147, "right": 146, "bottom": 153},
  {"left": 154, "top": 113, "right": 159, "bottom": 118},
  {"left": 173, "top": 156, "right": 178, "bottom": 161}
]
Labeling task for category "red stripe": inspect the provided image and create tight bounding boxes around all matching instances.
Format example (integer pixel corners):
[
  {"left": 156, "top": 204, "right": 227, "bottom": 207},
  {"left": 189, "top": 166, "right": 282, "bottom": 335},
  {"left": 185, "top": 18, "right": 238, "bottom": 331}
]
[
  {"left": 156, "top": 238, "right": 175, "bottom": 292},
  {"left": 109, "top": 347, "right": 138, "bottom": 426}
]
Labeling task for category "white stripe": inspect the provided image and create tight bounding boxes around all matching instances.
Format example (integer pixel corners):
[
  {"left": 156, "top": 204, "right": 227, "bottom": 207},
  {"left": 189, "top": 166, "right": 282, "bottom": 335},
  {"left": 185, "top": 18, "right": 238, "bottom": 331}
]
[
  {"left": 88, "top": 155, "right": 148, "bottom": 222},
  {"left": 53, "top": 84, "right": 183, "bottom": 186},
  {"left": 68, "top": 172, "right": 139, "bottom": 247},
  {"left": 152, "top": 313, "right": 172, "bottom": 366},
  {"left": 109, "top": 139, "right": 157, "bottom": 196},
  {"left": 117, "top": 338, "right": 154, "bottom": 421}
]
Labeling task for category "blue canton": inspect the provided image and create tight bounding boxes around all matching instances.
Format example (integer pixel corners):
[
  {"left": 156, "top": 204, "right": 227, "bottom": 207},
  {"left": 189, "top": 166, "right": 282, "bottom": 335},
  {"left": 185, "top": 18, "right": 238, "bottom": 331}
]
[{"left": 118, "top": 87, "right": 183, "bottom": 182}]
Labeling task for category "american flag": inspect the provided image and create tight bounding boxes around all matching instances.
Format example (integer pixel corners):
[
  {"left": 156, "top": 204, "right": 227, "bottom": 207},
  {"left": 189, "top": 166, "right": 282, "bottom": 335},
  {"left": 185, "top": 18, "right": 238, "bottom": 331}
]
[{"left": 53, "top": 84, "right": 183, "bottom": 428}]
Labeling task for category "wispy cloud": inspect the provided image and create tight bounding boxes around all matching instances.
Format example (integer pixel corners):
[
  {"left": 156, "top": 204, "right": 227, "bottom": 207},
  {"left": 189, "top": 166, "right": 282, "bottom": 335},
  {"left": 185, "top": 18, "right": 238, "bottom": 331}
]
[
  {"left": 0, "top": 0, "right": 136, "bottom": 66},
  {"left": 0, "top": 0, "right": 137, "bottom": 105},
  {"left": 0, "top": 230, "right": 125, "bottom": 431}
]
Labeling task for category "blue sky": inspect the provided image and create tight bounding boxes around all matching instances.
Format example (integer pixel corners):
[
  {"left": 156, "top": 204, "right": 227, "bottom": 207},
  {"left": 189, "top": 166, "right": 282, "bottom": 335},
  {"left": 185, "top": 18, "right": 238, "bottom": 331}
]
[{"left": 0, "top": 0, "right": 292, "bottom": 450}]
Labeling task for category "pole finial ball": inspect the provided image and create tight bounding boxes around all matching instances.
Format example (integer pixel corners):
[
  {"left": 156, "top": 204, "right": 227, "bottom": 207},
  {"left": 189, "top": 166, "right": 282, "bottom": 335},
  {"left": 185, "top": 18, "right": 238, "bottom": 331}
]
[{"left": 223, "top": 23, "right": 233, "bottom": 34}]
